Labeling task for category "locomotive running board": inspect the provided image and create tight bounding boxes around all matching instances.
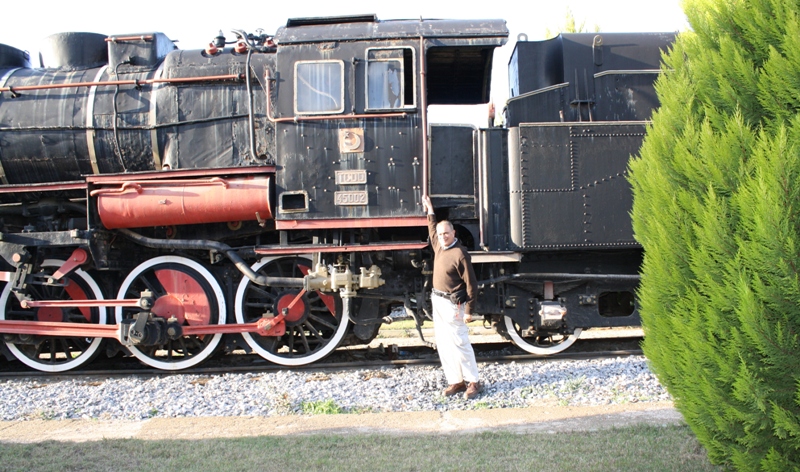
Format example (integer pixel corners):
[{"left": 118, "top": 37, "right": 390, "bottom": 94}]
[
  {"left": 0, "top": 181, "right": 87, "bottom": 194},
  {"left": 85, "top": 165, "right": 276, "bottom": 183},
  {"left": 275, "top": 216, "right": 427, "bottom": 230},
  {"left": 254, "top": 241, "right": 428, "bottom": 255}
]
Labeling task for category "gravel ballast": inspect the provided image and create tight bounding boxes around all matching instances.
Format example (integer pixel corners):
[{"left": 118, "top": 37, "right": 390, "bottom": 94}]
[{"left": 0, "top": 356, "right": 669, "bottom": 421}]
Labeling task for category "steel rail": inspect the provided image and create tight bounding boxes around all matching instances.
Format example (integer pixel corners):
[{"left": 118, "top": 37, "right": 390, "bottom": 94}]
[{"left": 0, "top": 338, "right": 644, "bottom": 379}]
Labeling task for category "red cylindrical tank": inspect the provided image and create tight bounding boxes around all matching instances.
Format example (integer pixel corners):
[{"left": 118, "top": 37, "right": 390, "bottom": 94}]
[{"left": 95, "top": 176, "right": 273, "bottom": 229}]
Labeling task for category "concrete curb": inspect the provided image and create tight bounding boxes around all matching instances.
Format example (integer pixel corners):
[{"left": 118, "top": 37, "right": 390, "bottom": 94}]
[{"left": 0, "top": 401, "right": 681, "bottom": 443}]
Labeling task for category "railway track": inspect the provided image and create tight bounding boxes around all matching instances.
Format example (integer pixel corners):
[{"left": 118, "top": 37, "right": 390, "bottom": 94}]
[{"left": 0, "top": 335, "right": 643, "bottom": 380}]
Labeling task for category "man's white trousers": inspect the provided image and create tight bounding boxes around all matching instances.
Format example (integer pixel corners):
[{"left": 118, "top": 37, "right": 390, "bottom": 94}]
[{"left": 432, "top": 295, "right": 479, "bottom": 385}]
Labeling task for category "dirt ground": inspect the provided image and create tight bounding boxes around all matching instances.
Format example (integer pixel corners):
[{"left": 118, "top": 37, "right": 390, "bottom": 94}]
[{"left": 0, "top": 401, "right": 681, "bottom": 443}]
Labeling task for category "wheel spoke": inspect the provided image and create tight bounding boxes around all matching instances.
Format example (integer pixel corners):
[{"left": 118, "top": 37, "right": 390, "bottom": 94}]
[
  {"left": 248, "top": 285, "right": 276, "bottom": 300},
  {"left": 60, "top": 339, "right": 72, "bottom": 360},
  {"left": 245, "top": 302, "right": 272, "bottom": 311},
  {"left": 179, "top": 338, "right": 190, "bottom": 355},
  {"left": 297, "top": 328, "right": 311, "bottom": 353},
  {"left": 137, "top": 274, "right": 162, "bottom": 298},
  {"left": 302, "top": 321, "right": 323, "bottom": 342},
  {"left": 27, "top": 284, "right": 47, "bottom": 302},
  {"left": 307, "top": 313, "right": 336, "bottom": 330},
  {"left": 6, "top": 309, "right": 34, "bottom": 319},
  {"left": 32, "top": 342, "right": 44, "bottom": 359}
]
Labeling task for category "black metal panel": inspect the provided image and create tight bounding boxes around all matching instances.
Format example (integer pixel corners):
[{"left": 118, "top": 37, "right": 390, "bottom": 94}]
[
  {"left": 505, "top": 85, "right": 568, "bottom": 125},
  {"left": 508, "top": 37, "right": 564, "bottom": 98},
  {"left": 429, "top": 125, "right": 474, "bottom": 197},
  {"left": 521, "top": 126, "right": 573, "bottom": 190},
  {"left": 479, "top": 128, "right": 509, "bottom": 251},
  {"left": 510, "top": 122, "right": 645, "bottom": 250},
  {"left": 506, "top": 32, "right": 675, "bottom": 125},
  {"left": 505, "top": 74, "right": 659, "bottom": 124},
  {"left": 593, "top": 72, "right": 661, "bottom": 121},
  {"left": 509, "top": 32, "right": 674, "bottom": 97},
  {"left": 275, "top": 116, "right": 423, "bottom": 220},
  {"left": 563, "top": 32, "right": 674, "bottom": 73}
]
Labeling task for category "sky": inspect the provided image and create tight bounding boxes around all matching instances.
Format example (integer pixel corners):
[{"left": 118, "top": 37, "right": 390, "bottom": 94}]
[{"left": 0, "top": 0, "right": 690, "bottom": 126}]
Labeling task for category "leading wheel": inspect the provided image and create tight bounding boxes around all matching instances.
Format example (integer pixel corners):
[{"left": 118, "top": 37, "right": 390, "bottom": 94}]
[
  {"left": 234, "top": 257, "right": 349, "bottom": 366},
  {"left": 115, "top": 256, "right": 225, "bottom": 370},
  {"left": 504, "top": 315, "right": 581, "bottom": 355},
  {"left": 0, "top": 259, "right": 107, "bottom": 372}
]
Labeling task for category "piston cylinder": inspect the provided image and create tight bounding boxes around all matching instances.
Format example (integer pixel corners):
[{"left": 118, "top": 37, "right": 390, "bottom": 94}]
[{"left": 95, "top": 176, "right": 273, "bottom": 229}]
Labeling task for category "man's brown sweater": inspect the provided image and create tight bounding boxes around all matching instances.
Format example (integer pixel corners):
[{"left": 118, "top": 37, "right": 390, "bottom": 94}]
[{"left": 428, "top": 214, "right": 478, "bottom": 314}]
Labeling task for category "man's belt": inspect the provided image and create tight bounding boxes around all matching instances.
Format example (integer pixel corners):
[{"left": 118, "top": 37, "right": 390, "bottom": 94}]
[{"left": 431, "top": 289, "right": 452, "bottom": 299}]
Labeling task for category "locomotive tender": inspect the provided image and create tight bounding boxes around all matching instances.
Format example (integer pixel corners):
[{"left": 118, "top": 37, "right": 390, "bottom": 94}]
[{"left": 0, "top": 15, "right": 674, "bottom": 372}]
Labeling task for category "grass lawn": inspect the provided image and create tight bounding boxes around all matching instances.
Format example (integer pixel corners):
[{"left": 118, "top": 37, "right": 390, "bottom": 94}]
[{"left": 0, "top": 423, "right": 720, "bottom": 471}]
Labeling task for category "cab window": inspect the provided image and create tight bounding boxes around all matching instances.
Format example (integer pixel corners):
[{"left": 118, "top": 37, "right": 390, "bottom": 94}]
[
  {"left": 294, "top": 60, "right": 344, "bottom": 114},
  {"left": 366, "top": 48, "right": 414, "bottom": 110}
]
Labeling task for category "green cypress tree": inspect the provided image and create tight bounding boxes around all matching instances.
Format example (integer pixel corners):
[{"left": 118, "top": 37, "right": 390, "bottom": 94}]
[{"left": 629, "top": 0, "right": 800, "bottom": 468}]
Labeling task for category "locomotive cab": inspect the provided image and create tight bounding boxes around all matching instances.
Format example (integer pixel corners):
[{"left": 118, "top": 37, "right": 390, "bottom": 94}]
[{"left": 269, "top": 15, "right": 508, "bottom": 231}]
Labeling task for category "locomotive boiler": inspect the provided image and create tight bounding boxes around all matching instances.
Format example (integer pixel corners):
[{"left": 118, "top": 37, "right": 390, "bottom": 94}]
[{"left": 0, "top": 14, "right": 673, "bottom": 372}]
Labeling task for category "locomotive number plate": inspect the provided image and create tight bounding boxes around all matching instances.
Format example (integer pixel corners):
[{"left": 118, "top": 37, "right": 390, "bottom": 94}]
[
  {"left": 335, "top": 170, "right": 367, "bottom": 185},
  {"left": 335, "top": 191, "right": 368, "bottom": 206}
]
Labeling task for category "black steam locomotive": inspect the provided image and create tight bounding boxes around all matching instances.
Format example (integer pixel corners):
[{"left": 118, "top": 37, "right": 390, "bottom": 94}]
[{"left": 0, "top": 15, "right": 674, "bottom": 371}]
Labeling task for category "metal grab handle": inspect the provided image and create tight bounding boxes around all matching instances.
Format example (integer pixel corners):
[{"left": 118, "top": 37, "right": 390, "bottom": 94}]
[
  {"left": 105, "top": 35, "right": 154, "bottom": 42},
  {"left": 90, "top": 177, "right": 229, "bottom": 196}
]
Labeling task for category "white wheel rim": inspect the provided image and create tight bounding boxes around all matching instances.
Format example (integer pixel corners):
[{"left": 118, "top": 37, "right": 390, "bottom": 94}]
[
  {"left": 234, "top": 256, "right": 350, "bottom": 366},
  {"left": 0, "top": 260, "right": 106, "bottom": 372},
  {"left": 115, "top": 255, "right": 225, "bottom": 370},
  {"left": 504, "top": 315, "right": 581, "bottom": 355}
]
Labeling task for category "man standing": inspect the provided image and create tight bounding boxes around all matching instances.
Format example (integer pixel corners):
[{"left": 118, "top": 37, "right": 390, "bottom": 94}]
[{"left": 422, "top": 195, "right": 482, "bottom": 399}]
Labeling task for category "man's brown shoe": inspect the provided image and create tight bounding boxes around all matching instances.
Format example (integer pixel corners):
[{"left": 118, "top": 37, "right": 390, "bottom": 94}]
[
  {"left": 443, "top": 381, "right": 467, "bottom": 396},
  {"left": 464, "top": 381, "right": 483, "bottom": 399}
]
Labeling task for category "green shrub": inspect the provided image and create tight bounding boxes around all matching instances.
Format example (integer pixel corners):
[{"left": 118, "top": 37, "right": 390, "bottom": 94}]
[{"left": 629, "top": 0, "right": 800, "bottom": 468}]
